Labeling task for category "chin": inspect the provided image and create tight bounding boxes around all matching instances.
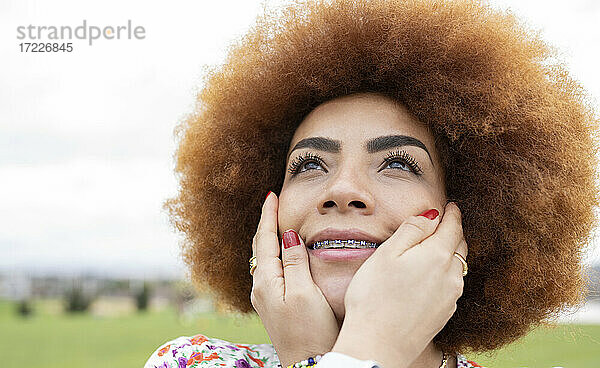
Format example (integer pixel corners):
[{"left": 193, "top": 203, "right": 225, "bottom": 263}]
[
  {"left": 324, "top": 286, "right": 347, "bottom": 327},
  {"left": 308, "top": 254, "right": 367, "bottom": 325},
  {"left": 312, "top": 270, "right": 356, "bottom": 326}
]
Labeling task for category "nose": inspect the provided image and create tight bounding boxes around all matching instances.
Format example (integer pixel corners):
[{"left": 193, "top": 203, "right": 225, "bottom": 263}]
[{"left": 318, "top": 164, "right": 374, "bottom": 215}]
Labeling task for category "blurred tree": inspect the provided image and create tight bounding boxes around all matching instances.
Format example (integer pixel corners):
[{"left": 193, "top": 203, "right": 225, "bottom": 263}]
[
  {"left": 584, "top": 265, "right": 600, "bottom": 301},
  {"left": 174, "top": 280, "right": 198, "bottom": 317},
  {"left": 16, "top": 299, "right": 33, "bottom": 317},
  {"left": 65, "top": 286, "right": 92, "bottom": 313},
  {"left": 135, "top": 281, "right": 151, "bottom": 312}
]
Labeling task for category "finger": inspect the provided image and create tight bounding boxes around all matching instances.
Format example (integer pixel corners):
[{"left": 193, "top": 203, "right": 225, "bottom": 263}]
[
  {"left": 450, "top": 239, "right": 468, "bottom": 277},
  {"left": 423, "top": 201, "right": 463, "bottom": 254},
  {"left": 281, "top": 229, "right": 313, "bottom": 299},
  {"left": 454, "top": 238, "right": 468, "bottom": 260},
  {"left": 378, "top": 207, "right": 442, "bottom": 256},
  {"left": 254, "top": 192, "right": 283, "bottom": 281}
]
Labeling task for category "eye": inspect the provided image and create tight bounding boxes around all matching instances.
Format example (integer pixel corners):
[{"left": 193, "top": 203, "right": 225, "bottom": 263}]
[
  {"left": 380, "top": 149, "right": 423, "bottom": 175},
  {"left": 288, "top": 152, "right": 327, "bottom": 176}
]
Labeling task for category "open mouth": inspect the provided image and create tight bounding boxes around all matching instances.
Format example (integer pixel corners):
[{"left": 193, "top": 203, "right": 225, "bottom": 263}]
[{"left": 308, "top": 239, "right": 380, "bottom": 250}]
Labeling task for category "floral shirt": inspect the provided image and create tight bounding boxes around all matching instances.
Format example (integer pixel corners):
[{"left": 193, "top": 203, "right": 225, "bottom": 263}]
[{"left": 144, "top": 334, "right": 487, "bottom": 368}]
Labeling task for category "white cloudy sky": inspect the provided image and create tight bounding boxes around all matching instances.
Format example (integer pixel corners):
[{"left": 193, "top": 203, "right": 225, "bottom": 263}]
[{"left": 1, "top": 0, "right": 599, "bottom": 279}]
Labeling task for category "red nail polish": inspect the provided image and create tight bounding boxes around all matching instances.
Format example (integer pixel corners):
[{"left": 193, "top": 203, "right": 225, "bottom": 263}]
[
  {"left": 418, "top": 209, "right": 439, "bottom": 220},
  {"left": 283, "top": 230, "right": 300, "bottom": 249},
  {"left": 264, "top": 191, "right": 272, "bottom": 201}
]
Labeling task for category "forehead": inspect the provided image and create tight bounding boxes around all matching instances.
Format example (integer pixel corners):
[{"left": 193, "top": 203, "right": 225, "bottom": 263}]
[{"left": 290, "top": 93, "right": 434, "bottom": 148}]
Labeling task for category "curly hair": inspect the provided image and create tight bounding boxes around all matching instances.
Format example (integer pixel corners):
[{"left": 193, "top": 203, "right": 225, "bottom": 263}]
[{"left": 162, "top": 0, "right": 600, "bottom": 354}]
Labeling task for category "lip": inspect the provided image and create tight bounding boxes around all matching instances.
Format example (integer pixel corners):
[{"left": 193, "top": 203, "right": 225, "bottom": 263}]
[
  {"left": 309, "top": 248, "right": 378, "bottom": 262},
  {"left": 307, "top": 227, "right": 385, "bottom": 249}
]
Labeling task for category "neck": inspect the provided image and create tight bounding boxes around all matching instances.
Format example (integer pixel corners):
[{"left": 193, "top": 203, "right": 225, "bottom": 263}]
[
  {"left": 408, "top": 342, "right": 456, "bottom": 368},
  {"left": 333, "top": 314, "right": 456, "bottom": 368}
]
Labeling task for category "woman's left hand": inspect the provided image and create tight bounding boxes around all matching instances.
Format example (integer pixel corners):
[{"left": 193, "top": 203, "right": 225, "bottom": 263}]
[{"left": 250, "top": 192, "right": 339, "bottom": 368}]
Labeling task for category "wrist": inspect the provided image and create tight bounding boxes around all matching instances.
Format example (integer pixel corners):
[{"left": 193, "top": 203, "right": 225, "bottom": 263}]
[
  {"left": 279, "top": 354, "right": 323, "bottom": 368},
  {"left": 331, "top": 316, "right": 418, "bottom": 368},
  {"left": 278, "top": 350, "right": 325, "bottom": 368}
]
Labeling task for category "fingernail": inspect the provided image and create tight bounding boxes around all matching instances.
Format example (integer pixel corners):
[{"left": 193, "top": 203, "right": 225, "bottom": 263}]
[
  {"left": 283, "top": 230, "right": 300, "bottom": 249},
  {"left": 264, "top": 191, "right": 272, "bottom": 202},
  {"left": 418, "top": 209, "right": 439, "bottom": 220}
]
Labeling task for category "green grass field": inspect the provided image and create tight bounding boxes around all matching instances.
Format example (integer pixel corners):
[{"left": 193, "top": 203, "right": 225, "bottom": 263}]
[{"left": 1, "top": 299, "right": 599, "bottom": 368}]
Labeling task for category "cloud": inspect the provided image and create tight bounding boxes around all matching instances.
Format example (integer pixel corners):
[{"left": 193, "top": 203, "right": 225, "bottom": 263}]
[{"left": 1, "top": 0, "right": 599, "bottom": 279}]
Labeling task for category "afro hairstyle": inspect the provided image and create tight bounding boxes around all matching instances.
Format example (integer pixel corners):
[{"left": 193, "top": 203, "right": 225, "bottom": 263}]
[{"left": 162, "top": 0, "right": 600, "bottom": 354}]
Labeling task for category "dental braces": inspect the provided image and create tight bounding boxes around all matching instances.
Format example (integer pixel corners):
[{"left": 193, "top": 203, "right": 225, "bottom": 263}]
[{"left": 311, "top": 239, "right": 379, "bottom": 250}]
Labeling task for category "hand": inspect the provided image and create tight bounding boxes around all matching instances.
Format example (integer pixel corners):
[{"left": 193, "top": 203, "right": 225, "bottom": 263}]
[
  {"left": 332, "top": 202, "right": 468, "bottom": 368},
  {"left": 250, "top": 192, "right": 340, "bottom": 368}
]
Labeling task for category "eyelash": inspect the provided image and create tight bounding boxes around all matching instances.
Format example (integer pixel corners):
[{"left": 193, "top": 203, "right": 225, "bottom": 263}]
[
  {"left": 288, "top": 152, "right": 326, "bottom": 176},
  {"left": 383, "top": 149, "right": 424, "bottom": 175},
  {"left": 287, "top": 149, "right": 424, "bottom": 176}
]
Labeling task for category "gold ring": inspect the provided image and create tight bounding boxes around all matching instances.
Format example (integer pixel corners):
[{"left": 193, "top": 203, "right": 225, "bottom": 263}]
[
  {"left": 249, "top": 255, "right": 257, "bottom": 275},
  {"left": 453, "top": 252, "right": 468, "bottom": 277}
]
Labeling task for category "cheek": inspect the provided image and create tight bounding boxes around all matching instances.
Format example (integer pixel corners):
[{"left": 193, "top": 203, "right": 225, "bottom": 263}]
[
  {"left": 376, "top": 184, "right": 444, "bottom": 223},
  {"left": 277, "top": 188, "right": 308, "bottom": 236}
]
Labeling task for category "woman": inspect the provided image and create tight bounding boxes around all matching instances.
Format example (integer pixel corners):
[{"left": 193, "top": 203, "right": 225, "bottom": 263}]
[{"left": 145, "top": 0, "right": 600, "bottom": 367}]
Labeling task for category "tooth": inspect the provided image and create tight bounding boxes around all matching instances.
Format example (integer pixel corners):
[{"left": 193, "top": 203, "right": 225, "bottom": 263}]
[{"left": 311, "top": 239, "right": 380, "bottom": 250}]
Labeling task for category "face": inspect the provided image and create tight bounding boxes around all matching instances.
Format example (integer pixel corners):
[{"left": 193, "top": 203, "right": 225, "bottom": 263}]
[{"left": 278, "top": 92, "right": 447, "bottom": 325}]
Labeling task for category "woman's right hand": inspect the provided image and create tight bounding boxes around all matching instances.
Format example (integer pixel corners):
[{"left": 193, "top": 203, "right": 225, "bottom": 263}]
[
  {"left": 250, "top": 192, "right": 340, "bottom": 368},
  {"left": 332, "top": 202, "right": 468, "bottom": 368}
]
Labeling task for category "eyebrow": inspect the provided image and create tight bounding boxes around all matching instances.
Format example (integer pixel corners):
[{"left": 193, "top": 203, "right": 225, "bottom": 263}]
[{"left": 286, "top": 134, "right": 434, "bottom": 166}]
